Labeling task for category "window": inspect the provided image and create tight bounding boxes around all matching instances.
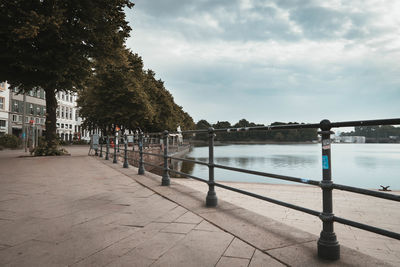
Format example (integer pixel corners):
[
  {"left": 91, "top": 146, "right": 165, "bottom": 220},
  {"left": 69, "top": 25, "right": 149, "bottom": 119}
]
[
  {"left": 61, "top": 123, "right": 64, "bottom": 129},
  {"left": 25, "top": 117, "right": 28, "bottom": 123},
  {"left": 56, "top": 123, "right": 60, "bottom": 128},
  {"left": 12, "top": 115, "right": 18, "bottom": 122},
  {"left": 40, "top": 89, "right": 45, "bottom": 99},
  {"left": 36, "top": 106, "right": 40, "bottom": 116},
  {"left": 29, "top": 104, "right": 34, "bottom": 115},
  {"left": 35, "top": 118, "right": 39, "bottom": 124},
  {"left": 62, "top": 93, "right": 64, "bottom": 100},
  {"left": 12, "top": 100, "right": 19, "bottom": 113},
  {"left": 69, "top": 110, "right": 72, "bottom": 120},
  {"left": 69, "top": 124, "right": 72, "bottom": 129},
  {"left": 66, "top": 107, "right": 69, "bottom": 119},
  {"left": 18, "top": 115, "right": 22, "bottom": 122},
  {"left": 41, "top": 118, "right": 45, "bottom": 124},
  {"left": 70, "top": 95, "right": 73, "bottom": 102},
  {"left": 0, "top": 97, "right": 4, "bottom": 110},
  {"left": 56, "top": 108, "right": 60, "bottom": 118},
  {"left": 0, "top": 120, "right": 6, "bottom": 127},
  {"left": 61, "top": 107, "right": 64, "bottom": 118}
]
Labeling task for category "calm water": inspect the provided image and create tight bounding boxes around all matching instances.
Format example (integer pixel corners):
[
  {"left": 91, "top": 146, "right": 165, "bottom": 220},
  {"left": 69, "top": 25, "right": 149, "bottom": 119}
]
[{"left": 178, "top": 144, "right": 400, "bottom": 190}]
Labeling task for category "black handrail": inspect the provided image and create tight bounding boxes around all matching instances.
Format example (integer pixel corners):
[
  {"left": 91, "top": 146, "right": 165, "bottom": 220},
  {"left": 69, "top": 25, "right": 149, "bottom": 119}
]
[{"left": 99, "top": 118, "right": 400, "bottom": 262}]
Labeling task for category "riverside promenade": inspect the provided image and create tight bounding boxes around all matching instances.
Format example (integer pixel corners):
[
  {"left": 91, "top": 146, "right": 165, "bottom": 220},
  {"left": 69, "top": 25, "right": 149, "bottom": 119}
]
[{"left": 0, "top": 146, "right": 395, "bottom": 266}]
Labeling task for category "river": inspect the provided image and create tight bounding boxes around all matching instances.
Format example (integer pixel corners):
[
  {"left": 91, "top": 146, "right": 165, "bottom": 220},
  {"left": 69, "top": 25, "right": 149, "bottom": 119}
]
[{"left": 175, "top": 143, "right": 400, "bottom": 190}]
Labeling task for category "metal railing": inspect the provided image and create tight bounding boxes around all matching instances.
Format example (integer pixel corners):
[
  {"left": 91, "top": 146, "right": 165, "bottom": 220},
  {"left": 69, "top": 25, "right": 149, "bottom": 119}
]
[{"left": 96, "top": 118, "right": 400, "bottom": 261}]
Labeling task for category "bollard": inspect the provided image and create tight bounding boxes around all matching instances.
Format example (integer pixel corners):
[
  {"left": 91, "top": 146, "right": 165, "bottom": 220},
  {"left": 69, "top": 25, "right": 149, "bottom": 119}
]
[
  {"left": 99, "top": 138, "right": 103, "bottom": 158},
  {"left": 105, "top": 136, "right": 110, "bottom": 160},
  {"left": 138, "top": 131, "right": 145, "bottom": 175},
  {"left": 317, "top": 119, "right": 340, "bottom": 260},
  {"left": 161, "top": 130, "right": 170, "bottom": 186},
  {"left": 123, "top": 135, "right": 129, "bottom": 168},
  {"left": 113, "top": 136, "right": 117, "bottom": 163},
  {"left": 206, "top": 127, "right": 218, "bottom": 207}
]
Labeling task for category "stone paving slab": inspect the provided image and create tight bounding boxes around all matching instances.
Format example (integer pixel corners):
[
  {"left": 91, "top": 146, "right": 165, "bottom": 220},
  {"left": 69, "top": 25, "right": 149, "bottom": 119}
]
[{"left": 0, "top": 146, "right": 395, "bottom": 266}]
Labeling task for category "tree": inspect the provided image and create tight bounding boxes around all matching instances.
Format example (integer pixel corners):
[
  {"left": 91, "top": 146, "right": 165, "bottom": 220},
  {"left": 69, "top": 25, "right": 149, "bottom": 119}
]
[
  {"left": 78, "top": 49, "right": 155, "bottom": 135},
  {"left": 196, "top": 120, "right": 211, "bottom": 129},
  {"left": 0, "top": 0, "right": 133, "bottom": 151},
  {"left": 78, "top": 50, "right": 194, "bottom": 134}
]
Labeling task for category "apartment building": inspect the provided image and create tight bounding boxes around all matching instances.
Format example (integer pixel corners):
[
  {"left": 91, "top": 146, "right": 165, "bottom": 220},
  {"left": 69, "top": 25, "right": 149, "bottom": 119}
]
[
  {"left": 55, "top": 91, "right": 89, "bottom": 142},
  {"left": 7, "top": 86, "right": 89, "bottom": 142},
  {"left": 0, "top": 82, "right": 10, "bottom": 135},
  {"left": 9, "top": 87, "right": 46, "bottom": 138}
]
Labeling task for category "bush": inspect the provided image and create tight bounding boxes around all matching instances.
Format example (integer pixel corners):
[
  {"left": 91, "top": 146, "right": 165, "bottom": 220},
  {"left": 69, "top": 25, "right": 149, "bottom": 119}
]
[
  {"left": 0, "top": 134, "right": 21, "bottom": 148},
  {"left": 31, "top": 137, "right": 68, "bottom": 156}
]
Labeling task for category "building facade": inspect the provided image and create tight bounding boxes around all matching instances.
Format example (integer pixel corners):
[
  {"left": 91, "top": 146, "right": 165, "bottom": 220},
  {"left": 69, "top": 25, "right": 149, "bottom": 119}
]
[
  {"left": 55, "top": 91, "right": 89, "bottom": 142},
  {"left": 9, "top": 87, "right": 46, "bottom": 139},
  {"left": 7, "top": 86, "right": 89, "bottom": 143},
  {"left": 0, "top": 82, "right": 10, "bottom": 135}
]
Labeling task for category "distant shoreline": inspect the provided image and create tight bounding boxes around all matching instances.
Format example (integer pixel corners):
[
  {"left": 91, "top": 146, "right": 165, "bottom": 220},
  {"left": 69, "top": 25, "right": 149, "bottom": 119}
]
[{"left": 189, "top": 140, "right": 400, "bottom": 146}]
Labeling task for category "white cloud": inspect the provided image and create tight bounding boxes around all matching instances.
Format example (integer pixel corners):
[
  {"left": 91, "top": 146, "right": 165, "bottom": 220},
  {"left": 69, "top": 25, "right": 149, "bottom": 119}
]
[{"left": 127, "top": 0, "right": 400, "bottom": 124}]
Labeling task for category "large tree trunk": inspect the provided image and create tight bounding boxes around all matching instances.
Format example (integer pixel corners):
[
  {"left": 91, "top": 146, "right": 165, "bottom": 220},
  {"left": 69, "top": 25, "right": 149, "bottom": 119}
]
[{"left": 45, "top": 89, "right": 58, "bottom": 149}]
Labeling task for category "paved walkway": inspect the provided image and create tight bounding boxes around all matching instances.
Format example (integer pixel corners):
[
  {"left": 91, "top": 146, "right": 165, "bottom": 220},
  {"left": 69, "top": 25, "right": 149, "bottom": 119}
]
[
  {"left": 175, "top": 181, "right": 400, "bottom": 266},
  {"left": 0, "top": 146, "right": 394, "bottom": 266}
]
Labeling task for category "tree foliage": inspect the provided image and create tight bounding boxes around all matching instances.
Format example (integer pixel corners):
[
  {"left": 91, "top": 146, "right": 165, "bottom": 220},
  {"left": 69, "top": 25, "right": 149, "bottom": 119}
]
[
  {"left": 194, "top": 119, "right": 318, "bottom": 142},
  {"left": 0, "top": 0, "right": 133, "bottom": 149},
  {"left": 77, "top": 50, "right": 195, "bottom": 134}
]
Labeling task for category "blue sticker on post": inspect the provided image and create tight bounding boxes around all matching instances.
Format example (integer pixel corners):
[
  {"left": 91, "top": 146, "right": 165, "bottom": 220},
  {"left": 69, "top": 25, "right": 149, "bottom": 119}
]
[{"left": 322, "top": 155, "right": 329, "bottom": 169}]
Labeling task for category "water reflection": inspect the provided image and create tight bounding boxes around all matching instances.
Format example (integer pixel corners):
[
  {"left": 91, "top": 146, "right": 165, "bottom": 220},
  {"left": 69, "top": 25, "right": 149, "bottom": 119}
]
[
  {"left": 171, "top": 144, "right": 400, "bottom": 189},
  {"left": 270, "top": 155, "right": 318, "bottom": 169}
]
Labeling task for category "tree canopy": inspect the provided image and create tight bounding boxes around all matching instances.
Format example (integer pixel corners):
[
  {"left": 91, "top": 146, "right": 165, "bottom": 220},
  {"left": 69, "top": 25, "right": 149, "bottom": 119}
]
[
  {"left": 77, "top": 49, "right": 195, "bottom": 134},
  {"left": 0, "top": 0, "right": 134, "bottom": 149},
  {"left": 194, "top": 119, "right": 318, "bottom": 142}
]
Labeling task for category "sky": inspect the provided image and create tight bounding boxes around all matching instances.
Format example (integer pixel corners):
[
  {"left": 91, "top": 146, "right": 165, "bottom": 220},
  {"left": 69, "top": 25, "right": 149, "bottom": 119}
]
[{"left": 125, "top": 0, "right": 400, "bottom": 126}]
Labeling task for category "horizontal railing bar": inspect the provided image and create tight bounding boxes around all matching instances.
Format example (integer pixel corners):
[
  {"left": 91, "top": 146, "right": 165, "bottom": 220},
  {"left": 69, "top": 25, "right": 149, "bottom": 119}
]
[
  {"left": 142, "top": 151, "right": 163, "bottom": 158},
  {"left": 142, "top": 161, "right": 164, "bottom": 170},
  {"left": 167, "top": 168, "right": 209, "bottom": 184},
  {"left": 333, "top": 216, "right": 400, "bottom": 240},
  {"left": 169, "top": 118, "right": 400, "bottom": 135},
  {"left": 332, "top": 183, "right": 400, "bottom": 202},
  {"left": 214, "top": 182, "right": 320, "bottom": 217},
  {"left": 168, "top": 156, "right": 209, "bottom": 166},
  {"left": 213, "top": 163, "right": 320, "bottom": 186}
]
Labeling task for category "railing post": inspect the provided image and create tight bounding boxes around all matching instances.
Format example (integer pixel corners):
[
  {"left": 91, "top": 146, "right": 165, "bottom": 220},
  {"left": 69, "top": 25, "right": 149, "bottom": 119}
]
[
  {"left": 113, "top": 136, "right": 117, "bottom": 164},
  {"left": 132, "top": 134, "right": 135, "bottom": 151},
  {"left": 117, "top": 136, "right": 120, "bottom": 152},
  {"left": 123, "top": 135, "right": 129, "bottom": 168},
  {"left": 318, "top": 119, "right": 340, "bottom": 260},
  {"left": 105, "top": 136, "right": 110, "bottom": 160},
  {"left": 138, "top": 131, "right": 145, "bottom": 175},
  {"left": 99, "top": 137, "right": 103, "bottom": 158},
  {"left": 161, "top": 130, "right": 170, "bottom": 186},
  {"left": 206, "top": 127, "right": 218, "bottom": 207}
]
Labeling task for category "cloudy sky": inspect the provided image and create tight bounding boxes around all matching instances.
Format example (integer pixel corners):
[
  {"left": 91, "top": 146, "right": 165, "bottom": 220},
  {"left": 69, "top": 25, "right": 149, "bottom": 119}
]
[{"left": 125, "top": 0, "right": 400, "bottom": 125}]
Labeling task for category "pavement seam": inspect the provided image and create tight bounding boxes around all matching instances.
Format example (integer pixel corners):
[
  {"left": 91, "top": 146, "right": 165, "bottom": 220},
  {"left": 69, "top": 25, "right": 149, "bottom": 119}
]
[
  {"left": 97, "top": 157, "right": 292, "bottom": 266},
  {"left": 214, "top": 237, "right": 236, "bottom": 267},
  {"left": 263, "top": 239, "right": 317, "bottom": 252}
]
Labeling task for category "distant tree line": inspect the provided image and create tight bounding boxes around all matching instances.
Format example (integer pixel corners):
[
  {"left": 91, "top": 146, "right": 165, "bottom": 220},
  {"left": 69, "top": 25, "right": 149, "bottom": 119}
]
[
  {"left": 193, "top": 119, "right": 318, "bottom": 142},
  {"left": 341, "top": 126, "right": 400, "bottom": 142}
]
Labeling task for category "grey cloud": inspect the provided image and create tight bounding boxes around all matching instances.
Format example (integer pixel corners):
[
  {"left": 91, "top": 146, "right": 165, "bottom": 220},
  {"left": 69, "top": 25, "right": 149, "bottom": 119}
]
[{"left": 132, "top": 0, "right": 393, "bottom": 43}]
